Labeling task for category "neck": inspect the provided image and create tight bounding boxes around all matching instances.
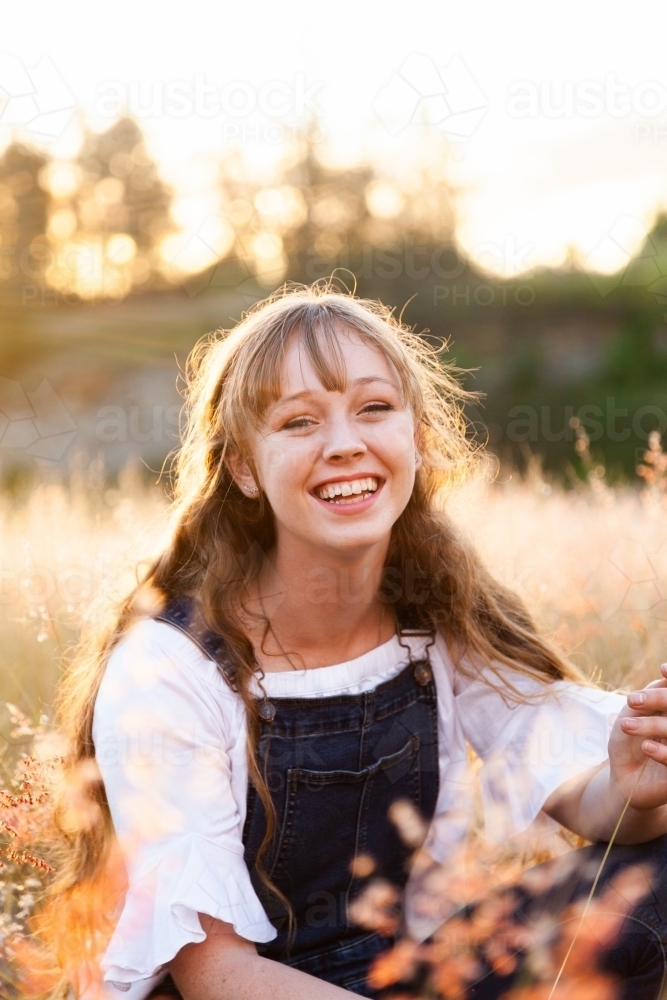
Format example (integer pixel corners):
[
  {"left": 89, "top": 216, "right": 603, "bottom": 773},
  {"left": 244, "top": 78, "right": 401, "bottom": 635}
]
[{"left": 246, "top": 533, "right": 393, "bottom": 669}]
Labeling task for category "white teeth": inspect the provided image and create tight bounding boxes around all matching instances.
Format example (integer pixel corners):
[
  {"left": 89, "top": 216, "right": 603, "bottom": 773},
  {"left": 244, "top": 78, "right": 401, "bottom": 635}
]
[{"left": 316, "top": 477, "right": 379, "bottom": 500}]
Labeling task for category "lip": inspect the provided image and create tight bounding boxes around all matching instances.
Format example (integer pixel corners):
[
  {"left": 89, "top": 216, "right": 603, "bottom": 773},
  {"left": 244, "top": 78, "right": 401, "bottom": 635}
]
[{"left": 310, "top": 478, "right": 385, "bottom": 515}]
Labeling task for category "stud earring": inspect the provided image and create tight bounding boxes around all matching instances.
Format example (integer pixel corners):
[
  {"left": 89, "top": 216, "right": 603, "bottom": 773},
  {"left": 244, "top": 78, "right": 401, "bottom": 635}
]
[{"left": 245, "top": 484, "right": 259, "bottom": 495}]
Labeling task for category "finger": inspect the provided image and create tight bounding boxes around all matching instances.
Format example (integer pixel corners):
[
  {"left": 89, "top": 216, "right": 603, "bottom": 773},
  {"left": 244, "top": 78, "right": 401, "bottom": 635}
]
[
  {"left": 622, "top": 716, "right": 667, "bottom": 740},
  {"left": 626, "top": 685, "right": 667, "bottom": 713},
  {"left": 641, "top": 740, "right": 667, "bottom": 764}
]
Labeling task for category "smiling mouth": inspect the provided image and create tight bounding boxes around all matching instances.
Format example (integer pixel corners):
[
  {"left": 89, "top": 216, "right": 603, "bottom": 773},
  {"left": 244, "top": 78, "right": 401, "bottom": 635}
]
[{"left": 314, "top": 476, "right": 380, "bottom": 505}]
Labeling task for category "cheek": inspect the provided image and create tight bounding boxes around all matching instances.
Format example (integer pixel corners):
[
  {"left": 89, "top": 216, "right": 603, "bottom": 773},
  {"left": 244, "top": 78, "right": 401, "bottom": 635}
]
[
  {"left": 257, "top": 442, "right": 311, "bottom": 494},
  {"left": 373, "top": 421, "right": 416, "bottom": 472}
]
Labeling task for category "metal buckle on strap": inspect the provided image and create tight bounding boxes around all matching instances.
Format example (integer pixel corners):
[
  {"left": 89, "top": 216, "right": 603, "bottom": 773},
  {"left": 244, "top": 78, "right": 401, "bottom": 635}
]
[
  {"left": 258, "top": 698, "right": 276, "bottom": 722},
  {"left": 412, "top": 659, "right": 433, "bottom": 686},
  {"left": 395, "top": 603, "right": 436, "bottom": 638},
  {"left": 396, "top": 613, "right": 436, "bottom": 687}
]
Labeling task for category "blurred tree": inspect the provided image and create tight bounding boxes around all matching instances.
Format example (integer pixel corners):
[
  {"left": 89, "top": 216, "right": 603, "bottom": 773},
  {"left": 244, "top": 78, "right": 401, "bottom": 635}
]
[
  {"left": 75, "top": 117, "right": 172, "bottom": 251},
  {"left": 45, "top": 117, "right": 174, "bottom": 300},
  {"left": 618, "top": 211, "right": 667, "bottom": 294},
  {"left": 182, "top": 125, "right": 458, "bottom": 295},
  {"left": 604, "top": 313, "right": 667, "bottom": 389},
  {"left": 0, "top": 143, "right": 50, "bottom": 303}
]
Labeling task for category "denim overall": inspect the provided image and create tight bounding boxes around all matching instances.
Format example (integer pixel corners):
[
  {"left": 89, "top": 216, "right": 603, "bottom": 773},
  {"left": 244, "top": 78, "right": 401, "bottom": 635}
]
[{"left": 153, "top": 597, "right": 440, "bottom": 998}]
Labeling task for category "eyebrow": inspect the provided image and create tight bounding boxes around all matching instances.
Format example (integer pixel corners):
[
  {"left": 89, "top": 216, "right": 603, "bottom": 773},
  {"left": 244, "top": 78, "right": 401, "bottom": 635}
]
[{"left": 274, "top": 376, "right": 400, "bottom": 408}]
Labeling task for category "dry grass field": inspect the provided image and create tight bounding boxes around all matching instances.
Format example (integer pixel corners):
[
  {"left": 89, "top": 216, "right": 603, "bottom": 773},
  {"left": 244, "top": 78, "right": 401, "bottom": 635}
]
[
  {"left": 0, "top": 456, "right": 665, "bottom": 720},
  {"left": 450, "top": 465, "right": 667, "bottom": 695},
  {"left": 0, "top": 462, "right": 667, "bottom": 717}
]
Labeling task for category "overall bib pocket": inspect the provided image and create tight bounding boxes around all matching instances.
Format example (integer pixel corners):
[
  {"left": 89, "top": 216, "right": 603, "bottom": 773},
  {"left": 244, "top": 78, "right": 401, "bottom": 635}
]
[{"left": 268, "top": 735, "right": 421, "bottom": 922}]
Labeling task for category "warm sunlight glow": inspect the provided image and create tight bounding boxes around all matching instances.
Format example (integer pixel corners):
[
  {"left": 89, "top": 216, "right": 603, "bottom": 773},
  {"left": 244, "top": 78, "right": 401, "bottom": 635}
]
[{"left": 3, "top": 0, "right": 667, "bottom": 279}]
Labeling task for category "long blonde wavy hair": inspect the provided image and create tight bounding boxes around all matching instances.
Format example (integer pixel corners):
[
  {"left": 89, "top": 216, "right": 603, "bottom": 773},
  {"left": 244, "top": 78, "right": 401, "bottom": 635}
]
[{"left": 45, "top": 282, "right": 585, "bottom": 993}]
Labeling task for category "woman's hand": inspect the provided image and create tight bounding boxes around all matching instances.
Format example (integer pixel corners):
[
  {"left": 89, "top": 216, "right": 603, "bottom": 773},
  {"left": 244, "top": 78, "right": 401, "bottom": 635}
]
[
  {"left": 544, "top": 668, "right": 667, "bottom": 845},
  {"left": 609, "top": 664, "right": 667, "bottom": 811}
]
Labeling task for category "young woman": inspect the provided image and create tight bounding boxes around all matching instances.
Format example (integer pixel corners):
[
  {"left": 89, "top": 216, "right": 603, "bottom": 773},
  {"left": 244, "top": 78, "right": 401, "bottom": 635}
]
[{"left": 56, "top": 286, "right": 667, "bottom": 1000}]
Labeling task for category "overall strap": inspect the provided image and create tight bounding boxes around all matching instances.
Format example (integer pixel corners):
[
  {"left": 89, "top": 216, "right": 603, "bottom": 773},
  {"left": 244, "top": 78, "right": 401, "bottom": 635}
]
[
  {"left": 154, "top": 595, "right": 235, "bottom": 681},
  {"left": 394, "top": 602, "right": 435, "bottom": 638}
]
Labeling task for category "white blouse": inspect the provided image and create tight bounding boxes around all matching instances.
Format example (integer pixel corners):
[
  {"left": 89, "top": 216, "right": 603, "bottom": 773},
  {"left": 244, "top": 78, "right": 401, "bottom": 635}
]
[{"left": 92, "top": 617, "right": 624, "bottom": 999}]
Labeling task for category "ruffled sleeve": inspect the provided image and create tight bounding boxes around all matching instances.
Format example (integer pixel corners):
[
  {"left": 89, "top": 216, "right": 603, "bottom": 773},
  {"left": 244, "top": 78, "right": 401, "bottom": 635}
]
[
  {"left": 453, "top": 661, "right": 626, "bottom": 843},
  {"left": 92, "top": 619, "right": 276, "bottom": 999}
]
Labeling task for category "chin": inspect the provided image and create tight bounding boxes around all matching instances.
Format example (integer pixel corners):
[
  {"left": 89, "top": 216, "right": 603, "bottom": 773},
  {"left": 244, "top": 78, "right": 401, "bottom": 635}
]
[{"left": 318, "top": 526, "right": 390, "bottom": 552}]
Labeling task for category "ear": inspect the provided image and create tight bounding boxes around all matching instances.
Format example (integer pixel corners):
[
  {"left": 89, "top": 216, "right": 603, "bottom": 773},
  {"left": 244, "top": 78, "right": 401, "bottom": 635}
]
[{"left": 226, "top": 450, "right": 260, "bottom": 496}]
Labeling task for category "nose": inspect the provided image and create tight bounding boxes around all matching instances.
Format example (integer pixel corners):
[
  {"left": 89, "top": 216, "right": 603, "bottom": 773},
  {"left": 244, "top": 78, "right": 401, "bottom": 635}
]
[{"left": 321, "top": 414, "right": 367, "bottom": 463}]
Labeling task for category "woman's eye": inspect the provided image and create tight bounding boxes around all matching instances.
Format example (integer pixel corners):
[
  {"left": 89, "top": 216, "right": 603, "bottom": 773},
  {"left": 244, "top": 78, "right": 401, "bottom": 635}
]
[
  {"left": 361, "top": 402, "right": 394, "bottom": 415},
  {"left": 282, "top": 416, "right": 315, "bottom": 430}
]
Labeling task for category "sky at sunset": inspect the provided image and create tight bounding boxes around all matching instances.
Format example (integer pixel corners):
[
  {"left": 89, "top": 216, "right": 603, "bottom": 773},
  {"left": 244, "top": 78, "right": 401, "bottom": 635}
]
[{"left": 3, "top": 0, "right": 667, "bottom": 277}]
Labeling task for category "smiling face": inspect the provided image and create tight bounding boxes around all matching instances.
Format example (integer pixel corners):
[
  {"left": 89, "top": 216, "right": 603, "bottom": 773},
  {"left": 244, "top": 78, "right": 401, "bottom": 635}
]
[{"left": 231, "top": 326, "right": 421, "bottom": 560}]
